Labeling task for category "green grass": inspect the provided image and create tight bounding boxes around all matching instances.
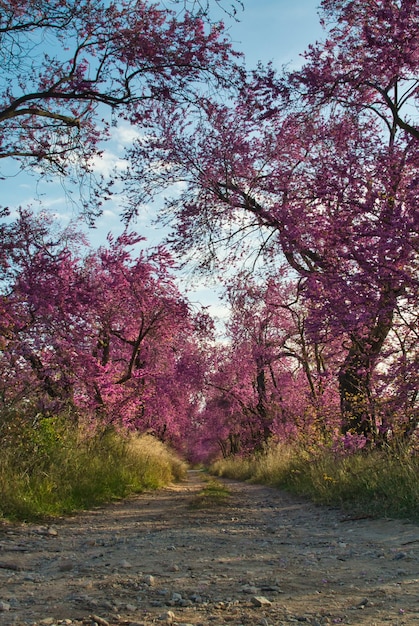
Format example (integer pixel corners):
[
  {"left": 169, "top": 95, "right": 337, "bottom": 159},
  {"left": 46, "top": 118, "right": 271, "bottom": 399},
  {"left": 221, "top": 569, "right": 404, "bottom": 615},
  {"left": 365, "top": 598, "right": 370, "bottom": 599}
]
[
  {"left": 0, "top": 417, "right": 188, "bottom": 522},
  {"left": 189, "top": 477, "right": 231, "bottom": 509},
  {"left": 211, "top": 443, "right": 419, "bottom": 522}
]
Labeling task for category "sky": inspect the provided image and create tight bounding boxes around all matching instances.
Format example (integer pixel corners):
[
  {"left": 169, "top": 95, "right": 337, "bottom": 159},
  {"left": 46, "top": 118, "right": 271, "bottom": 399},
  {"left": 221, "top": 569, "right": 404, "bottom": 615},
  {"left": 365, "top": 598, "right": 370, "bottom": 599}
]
[
  {"left": 227, "top": 1, "right": 324, "bottom": 68},
  {"left": 3, "top": 1, "right": 325, "bottom": 321}
]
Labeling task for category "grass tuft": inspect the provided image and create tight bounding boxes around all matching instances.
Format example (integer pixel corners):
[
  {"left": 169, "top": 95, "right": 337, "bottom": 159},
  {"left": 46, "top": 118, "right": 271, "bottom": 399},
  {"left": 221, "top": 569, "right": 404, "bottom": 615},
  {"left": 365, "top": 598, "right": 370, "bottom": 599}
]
[{"left": 189, "top": 477, "right": 231, "bottom": 509}]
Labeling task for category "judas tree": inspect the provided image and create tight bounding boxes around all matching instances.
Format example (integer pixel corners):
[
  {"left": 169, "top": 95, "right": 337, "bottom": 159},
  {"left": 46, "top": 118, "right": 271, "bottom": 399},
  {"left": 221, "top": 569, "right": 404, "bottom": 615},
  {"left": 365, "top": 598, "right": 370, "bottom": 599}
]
[
  {"left": 289, "top": 0, "right": 419, "bottom": 142},
  {"left": 188, "top": 271, "right": 340, "bottom": 460},
  {"left": 0, "top": 0, "right": 242, "bottom": 218},
  {"left": 285, "top": 0, "right": 419, "bottom": 437},
  {"left": 225, "top": 272, "right": 340, "bottom": 445},
  {"left": 0, "top": 211, "right": 208, "bottom": 448},
  {"left": 123, "top": 3, "right": 419, "bottom": 440}
]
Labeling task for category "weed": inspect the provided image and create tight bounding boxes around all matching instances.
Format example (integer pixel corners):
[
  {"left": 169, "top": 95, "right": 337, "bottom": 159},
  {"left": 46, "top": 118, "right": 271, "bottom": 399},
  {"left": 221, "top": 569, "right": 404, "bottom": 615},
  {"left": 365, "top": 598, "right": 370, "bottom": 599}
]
[{"left": 0, "top": 419, "right": 188, "bottom": 522}]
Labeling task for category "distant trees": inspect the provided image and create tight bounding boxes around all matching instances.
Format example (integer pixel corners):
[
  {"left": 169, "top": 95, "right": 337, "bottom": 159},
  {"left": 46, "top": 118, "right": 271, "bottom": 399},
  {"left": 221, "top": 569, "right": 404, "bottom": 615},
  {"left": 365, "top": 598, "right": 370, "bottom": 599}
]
[{"left": 192, "top": 272, "right": 340, "bottom": 460}]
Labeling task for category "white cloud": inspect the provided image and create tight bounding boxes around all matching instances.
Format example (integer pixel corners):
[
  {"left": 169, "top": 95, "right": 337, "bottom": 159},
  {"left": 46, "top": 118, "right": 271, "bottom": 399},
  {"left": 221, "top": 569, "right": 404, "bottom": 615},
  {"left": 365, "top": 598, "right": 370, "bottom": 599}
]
[
  {"left": 88, "top": 150, "right": 128, "bottom": 176},
  {"left": 110, "top": 124, "right": 143, "bottom": 151}
]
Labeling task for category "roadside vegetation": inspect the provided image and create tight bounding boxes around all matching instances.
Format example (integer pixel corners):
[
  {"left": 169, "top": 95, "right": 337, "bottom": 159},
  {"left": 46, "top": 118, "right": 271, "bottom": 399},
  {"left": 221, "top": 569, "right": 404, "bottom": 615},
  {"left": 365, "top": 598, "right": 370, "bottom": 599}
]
[
  {"left": 0, "top": 415, "right": 187, "bottom": 522},
  {"left": 211, "top": 441, "right": 419, "bottom": 523},
  {"left": 189, "top": 475, "right": 231, "bottom": 509}
]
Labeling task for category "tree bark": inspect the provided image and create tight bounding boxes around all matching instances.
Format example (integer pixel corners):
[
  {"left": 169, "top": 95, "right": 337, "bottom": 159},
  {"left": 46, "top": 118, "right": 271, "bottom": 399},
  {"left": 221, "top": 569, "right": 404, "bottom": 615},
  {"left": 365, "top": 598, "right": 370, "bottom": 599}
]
[{"left": 338, "top": 287, "right": 397, "bottom": 439}]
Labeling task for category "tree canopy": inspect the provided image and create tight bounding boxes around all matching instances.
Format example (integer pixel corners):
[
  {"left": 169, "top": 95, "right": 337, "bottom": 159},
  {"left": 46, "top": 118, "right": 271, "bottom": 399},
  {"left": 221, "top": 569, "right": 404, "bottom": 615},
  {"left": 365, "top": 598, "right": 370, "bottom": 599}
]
[{"left": 1, "top": 0, "right": 418, "bottom": 459}]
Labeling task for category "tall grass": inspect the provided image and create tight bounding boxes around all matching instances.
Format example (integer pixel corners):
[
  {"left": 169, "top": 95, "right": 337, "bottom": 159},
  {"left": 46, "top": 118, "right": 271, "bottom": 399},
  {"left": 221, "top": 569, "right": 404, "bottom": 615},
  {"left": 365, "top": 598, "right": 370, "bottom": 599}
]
[
  {"left": 0, "top": 417, "right": 187, "bottom": 522},
  {"left": 211, "top": 443, "right": 419, "bottom": 522}
]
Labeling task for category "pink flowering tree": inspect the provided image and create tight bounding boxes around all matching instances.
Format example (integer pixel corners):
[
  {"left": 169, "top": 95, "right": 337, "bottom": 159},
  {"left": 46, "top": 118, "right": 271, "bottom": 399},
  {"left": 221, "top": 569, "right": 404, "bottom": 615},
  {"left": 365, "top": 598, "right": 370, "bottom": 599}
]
[
  {"left": 123, "top": 2, "right": 419, "bottom": 442},
  {"left": 228, "top": 272, "right": 341, "bottom": 440},
  {"left": 288, "top": 0, "right": 419, "bottom": 141},
  {"left": 187, "top": 270, "right": 341, "bottom": 461},
  {"left": 0, "top": 210, "right": 209, "bottom": 448},
  {"left": 0, "top": 0, "right": 242, "bottom": 219}
]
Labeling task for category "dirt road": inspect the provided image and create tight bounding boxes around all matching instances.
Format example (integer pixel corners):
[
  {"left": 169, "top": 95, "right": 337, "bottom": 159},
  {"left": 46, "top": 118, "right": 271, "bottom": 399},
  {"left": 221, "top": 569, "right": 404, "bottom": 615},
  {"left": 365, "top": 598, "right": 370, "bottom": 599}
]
[{"left": 0, "top": 470, "right": 418, "bottom": 626}]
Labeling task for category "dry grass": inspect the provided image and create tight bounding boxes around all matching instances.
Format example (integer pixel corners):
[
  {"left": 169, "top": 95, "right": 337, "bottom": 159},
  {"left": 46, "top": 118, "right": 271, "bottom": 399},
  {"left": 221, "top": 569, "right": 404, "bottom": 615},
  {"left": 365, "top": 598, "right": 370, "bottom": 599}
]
[
  {"left": 211, "top": 442, "right": 419, "bottom": 522},
  {"left": 188, "top": 476, "right": 231, "bottom": 509}
]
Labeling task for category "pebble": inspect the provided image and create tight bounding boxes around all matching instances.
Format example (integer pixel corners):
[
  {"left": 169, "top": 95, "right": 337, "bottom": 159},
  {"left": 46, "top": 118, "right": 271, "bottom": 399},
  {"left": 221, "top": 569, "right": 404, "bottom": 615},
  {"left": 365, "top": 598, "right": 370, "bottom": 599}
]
[
  {"left": 251, "top": 596, "right": 272, "bottom": 607},
  {"left": 158, "top": 610, "right": 176, "bottom": 623},
  {"left": 143, "top": 574, "right": 156, "bottom": 586},
  {"left": 34, "top": 526, "right": 58, "bottom": 537},
  {"left": 171, "top": 592, "right": 183, "bottom": 603},
  {"left": 0, "top": 601, "right": 11, "bottom": 611},
  {"left": 58, "top": 559, "right": 75, "bottom": 572},
  {"left": 90, "top": 615, "right": 110, "bottom": 626},
  {"left": 241, "top": 584, "right": 258, "bottom": 594}
]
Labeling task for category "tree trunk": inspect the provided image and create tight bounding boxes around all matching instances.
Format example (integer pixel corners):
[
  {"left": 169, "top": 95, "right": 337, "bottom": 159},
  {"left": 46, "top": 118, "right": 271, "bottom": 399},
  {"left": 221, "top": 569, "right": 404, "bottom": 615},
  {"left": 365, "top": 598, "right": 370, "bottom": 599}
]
[
  {"left": 338, "top": 288, "right": 397, "bottom": 440},
  {"left": 255, "top": 361, "right": 272, "bottom": 443},
  {"left": 338, "top": 346, "right": 376, "bottom": 438}
]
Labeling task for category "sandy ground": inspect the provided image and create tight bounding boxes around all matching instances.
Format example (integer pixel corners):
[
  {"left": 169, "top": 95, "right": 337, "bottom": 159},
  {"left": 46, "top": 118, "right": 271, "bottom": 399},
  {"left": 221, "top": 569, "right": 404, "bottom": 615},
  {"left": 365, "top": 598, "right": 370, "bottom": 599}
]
[{"left": 0, "top": 470, "right": 418, "bottom": 626}]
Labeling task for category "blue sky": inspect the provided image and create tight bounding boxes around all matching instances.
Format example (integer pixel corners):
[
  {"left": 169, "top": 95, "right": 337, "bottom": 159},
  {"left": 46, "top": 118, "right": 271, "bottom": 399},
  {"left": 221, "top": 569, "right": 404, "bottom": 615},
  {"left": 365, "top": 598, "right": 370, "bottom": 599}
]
[
  {"left": 3, "top": 1, "right": 325, "bottom": 318},
  {"left": 227, "top": 1, "right": 323, "bottom": 69}
]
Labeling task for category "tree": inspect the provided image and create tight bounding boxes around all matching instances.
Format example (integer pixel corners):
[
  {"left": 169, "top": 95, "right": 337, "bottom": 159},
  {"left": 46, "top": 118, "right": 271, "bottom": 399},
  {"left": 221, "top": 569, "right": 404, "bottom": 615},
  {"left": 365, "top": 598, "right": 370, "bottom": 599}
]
[
  {"left": 122, "top": 2, "right": 419, "bottom": 441},
  {"left": 0, "top": 211, "right": 209, "bottom": 448},
  {"left": 0, "top": 0, "right": 242, "bottom": 217},
  {"left": 289, "top": 0, "right": 419, "bottom": 141},
  {"left": 225, "top": 272, "right": 340, "bottom": 444}
]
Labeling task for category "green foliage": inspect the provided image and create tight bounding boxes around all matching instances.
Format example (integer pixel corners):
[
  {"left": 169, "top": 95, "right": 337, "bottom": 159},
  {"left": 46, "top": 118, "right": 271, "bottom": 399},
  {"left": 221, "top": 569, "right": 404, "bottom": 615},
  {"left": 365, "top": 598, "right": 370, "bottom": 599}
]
[
  {"left": 189, "top": 477, "right": 231, "bottom": 509},
  {"left": 211, "top": 443, "right": 419, "bottom": 522},
  {"left": 0, "top": 416, "right": 187, "bottom": 522}
]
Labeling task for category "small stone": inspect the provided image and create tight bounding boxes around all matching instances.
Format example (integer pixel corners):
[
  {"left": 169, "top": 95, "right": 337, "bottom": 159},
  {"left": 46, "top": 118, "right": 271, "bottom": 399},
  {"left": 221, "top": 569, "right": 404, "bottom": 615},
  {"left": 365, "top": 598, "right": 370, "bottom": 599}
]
[
  {"left": 158, "top": 610, "right": 176, "bottom": 623},
  {"left": 251, "top": 596, "right": 272, "bottom": 607},
  {"left": 144, "top": 574, "right": 156, "bottom": 586},
  {"left": 39, "top": 619, "right": 55, "bottom": 625},
  {"left": 34, "top": 526, "right": 58, "bottom": 537},
  {"left": 0, "top": 601, "right": 11, "bottom": 612},
  {"left": 171, "top": 592, "right": 182, "bottom": 603},
  {"left": 190, "top": 594, "right": 203, "bottom": 603},
  {"left": 241, "top": 584, "right": 258, "bottom": 594},
  {"left": 119, "top": 559, "right": 132, "bottom": 568},
  {"left": 90, "top": 615, "right": 110, "bottom": 626}
]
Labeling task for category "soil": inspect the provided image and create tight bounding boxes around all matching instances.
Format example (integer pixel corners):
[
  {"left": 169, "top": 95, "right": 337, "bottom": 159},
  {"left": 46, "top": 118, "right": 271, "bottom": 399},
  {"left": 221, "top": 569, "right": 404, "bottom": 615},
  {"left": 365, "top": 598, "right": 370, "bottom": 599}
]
[{"left": 0, "top": 470, "right": 418, "bottom": 626}]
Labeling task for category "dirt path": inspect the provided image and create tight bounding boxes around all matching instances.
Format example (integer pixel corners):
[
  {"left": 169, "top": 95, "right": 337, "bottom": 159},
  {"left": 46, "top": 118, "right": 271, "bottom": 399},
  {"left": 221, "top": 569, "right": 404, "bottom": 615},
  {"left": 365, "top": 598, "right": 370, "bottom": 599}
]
[{"left": 0, "top": 470, "right": 418, "bottom": 626}]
